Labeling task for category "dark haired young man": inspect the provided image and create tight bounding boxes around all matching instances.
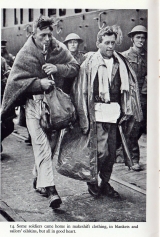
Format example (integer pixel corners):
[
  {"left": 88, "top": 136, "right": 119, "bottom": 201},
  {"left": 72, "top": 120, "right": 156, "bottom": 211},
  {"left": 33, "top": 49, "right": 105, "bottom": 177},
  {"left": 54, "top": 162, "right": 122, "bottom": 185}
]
[
  {"left": 1, "top": 16, "right": 79, "bottom": 209},
  {"left": 72, "top": 26, "right": 142, "bottom": 197}
]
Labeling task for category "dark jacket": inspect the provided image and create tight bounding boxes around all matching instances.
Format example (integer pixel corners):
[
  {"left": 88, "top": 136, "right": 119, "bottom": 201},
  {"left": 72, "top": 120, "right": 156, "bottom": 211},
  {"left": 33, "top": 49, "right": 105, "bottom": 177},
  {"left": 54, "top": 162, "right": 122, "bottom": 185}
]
[{"left": 73, "top": 51, "right": 86, "bottom": 65}]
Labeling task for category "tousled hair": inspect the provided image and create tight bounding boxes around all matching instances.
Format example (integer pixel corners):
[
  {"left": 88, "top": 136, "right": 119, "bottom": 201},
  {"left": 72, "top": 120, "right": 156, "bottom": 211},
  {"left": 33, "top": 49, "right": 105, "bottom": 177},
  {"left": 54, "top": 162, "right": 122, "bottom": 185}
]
[
  {"left": 96, "top": 26, "right": 118, "bottom": 45},
  {"left": 33, "top": 15, "right": 54, "bottom": 33}
]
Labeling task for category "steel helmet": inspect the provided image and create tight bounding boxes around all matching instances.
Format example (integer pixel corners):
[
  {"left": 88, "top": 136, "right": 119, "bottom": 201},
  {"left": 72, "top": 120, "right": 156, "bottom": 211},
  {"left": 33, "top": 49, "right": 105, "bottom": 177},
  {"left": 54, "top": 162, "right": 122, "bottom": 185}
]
[
  {"left": 63, "top": 33, "right": 83, "bottom": 44},
  {"left": 128, "top": 25, "right": 147, "bottom": 37}
]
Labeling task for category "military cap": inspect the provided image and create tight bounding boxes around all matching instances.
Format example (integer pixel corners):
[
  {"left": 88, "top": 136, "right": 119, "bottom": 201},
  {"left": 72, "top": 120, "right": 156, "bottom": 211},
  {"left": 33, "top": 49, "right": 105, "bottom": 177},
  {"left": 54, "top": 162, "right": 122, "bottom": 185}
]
[
  {"left": 128, "top": 25, "right": 147, "bottom": 37},
  {"left": 63, "top": 33, "right": 83, "bottom": 44}
]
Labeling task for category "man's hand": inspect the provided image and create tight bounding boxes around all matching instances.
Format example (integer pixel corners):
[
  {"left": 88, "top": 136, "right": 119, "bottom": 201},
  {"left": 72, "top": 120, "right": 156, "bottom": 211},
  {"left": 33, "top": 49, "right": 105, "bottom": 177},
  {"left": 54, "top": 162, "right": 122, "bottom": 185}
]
[
  {"left": 42, "top": 63, "right": 58, "bottom": 76},
  {"left": 40, "top": 78, "right": 55, "bottom": 93}
]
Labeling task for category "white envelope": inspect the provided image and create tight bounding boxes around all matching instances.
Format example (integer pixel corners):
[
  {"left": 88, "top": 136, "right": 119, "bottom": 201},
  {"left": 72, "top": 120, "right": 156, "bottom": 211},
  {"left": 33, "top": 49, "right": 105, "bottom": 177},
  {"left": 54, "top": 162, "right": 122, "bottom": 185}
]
[{"left": 94, "top": 102, "right": 121, "bottom": 123}]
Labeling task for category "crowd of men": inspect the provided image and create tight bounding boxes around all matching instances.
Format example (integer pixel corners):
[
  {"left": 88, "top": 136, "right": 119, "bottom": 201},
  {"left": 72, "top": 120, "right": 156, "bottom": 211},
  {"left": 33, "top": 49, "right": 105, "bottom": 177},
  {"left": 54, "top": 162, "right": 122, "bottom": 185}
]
[{"left": 1, "top": 15, "right": 147, "bottom": 210}]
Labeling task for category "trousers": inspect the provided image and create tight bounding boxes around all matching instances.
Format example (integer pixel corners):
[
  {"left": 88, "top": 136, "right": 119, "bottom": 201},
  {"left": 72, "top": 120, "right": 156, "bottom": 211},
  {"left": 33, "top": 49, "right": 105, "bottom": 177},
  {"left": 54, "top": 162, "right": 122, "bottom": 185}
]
[
  {"left": 96, "top": 122, "right": 117, "bottom": 183},
  {"left": 127, "top": 95, "right": 147, "bottom": 163},
  {"left": 25, "top": 99, "right": 55, "bottom": 189}
]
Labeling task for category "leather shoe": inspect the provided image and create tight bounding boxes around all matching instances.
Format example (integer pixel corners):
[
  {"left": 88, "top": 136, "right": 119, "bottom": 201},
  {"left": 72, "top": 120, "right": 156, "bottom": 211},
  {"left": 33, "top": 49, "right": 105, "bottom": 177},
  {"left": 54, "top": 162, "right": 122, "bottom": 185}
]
[
  {"left": 100, "top": 182, "right": 120, "bottom": 198},
  {"left": 131, "top": 163, "right": 142, "bottom": 171},
  {"left": 33, "top": 177, "right": 48, "bottom": 197},
  {"left": 87, "top": 182, "right": 100, "bottom": 197},
  {"left": 36, "top": 188, "right": 48, "bottom": 197},
  {"left": 46, "top": 186, "right": 62, "bottom": 209}
]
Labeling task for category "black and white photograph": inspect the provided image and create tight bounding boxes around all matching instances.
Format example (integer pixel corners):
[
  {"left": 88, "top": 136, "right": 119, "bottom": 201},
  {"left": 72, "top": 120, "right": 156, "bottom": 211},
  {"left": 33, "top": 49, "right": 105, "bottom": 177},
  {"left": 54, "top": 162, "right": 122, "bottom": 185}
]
[{"left": 0, "top": 0, "right": 159, "bottom": 236}]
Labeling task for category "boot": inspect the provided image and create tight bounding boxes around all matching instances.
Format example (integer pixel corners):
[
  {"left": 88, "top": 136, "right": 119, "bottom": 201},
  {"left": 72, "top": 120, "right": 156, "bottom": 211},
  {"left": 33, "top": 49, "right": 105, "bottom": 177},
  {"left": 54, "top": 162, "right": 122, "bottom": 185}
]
[
  {"left": 100, "top": 181, "right": 120, "bottom": 198},
  {"left": 33, "top": 177, "right": 48, "bottom": 197},
  {"left": 131, "top": 163, "right": 142, "bottom": 171},
  {"left": 87, "top": 182, "right": 100, "bottom": 197},
  {"left": 46, "top": 186, "right": 62, "bottom": 209}
]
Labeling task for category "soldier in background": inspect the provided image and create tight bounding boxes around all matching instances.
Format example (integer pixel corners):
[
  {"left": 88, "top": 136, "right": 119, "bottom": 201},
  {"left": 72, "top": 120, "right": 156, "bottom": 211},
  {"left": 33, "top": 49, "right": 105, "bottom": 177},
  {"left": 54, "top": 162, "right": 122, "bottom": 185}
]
[
  {"left": 122, "top": 25, "right": 147, "bottom": 171},
  {"left": 1, "top": 40, "right": 15, "bottom": 67},
  {"left": 1, "top": 56, "right": 11, "bottom": 101},
  {"left": 63, "top": 33, "right": 85, "bottom": 65},
  {"left": 60, "top": 33, "right": 85, "bottom": 95}
]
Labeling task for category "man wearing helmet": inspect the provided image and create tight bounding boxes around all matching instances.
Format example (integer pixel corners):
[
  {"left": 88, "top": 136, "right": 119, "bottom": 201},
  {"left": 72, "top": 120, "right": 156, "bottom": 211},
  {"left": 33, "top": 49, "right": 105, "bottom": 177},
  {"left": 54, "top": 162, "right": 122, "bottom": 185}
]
[
  {"left": 122, "top": 25, "right": 147, "bottom": 171},
  {"left": 63, "top": 33, "right": 85, "bottom": 65},
  {"left": 61, "top": 33, "right": 85, "bottom": 94}
]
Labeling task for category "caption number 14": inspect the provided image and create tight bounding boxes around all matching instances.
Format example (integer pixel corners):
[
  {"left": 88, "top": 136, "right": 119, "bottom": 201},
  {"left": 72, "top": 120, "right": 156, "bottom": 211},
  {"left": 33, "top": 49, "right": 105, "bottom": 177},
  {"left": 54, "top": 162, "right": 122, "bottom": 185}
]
[{"left": 10, "top": 225, "right": 15, "bottom": 228}]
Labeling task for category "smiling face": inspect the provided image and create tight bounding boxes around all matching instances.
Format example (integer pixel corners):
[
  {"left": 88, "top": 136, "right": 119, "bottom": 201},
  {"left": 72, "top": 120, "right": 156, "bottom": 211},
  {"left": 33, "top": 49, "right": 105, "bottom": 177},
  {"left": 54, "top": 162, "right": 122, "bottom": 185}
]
[
  {"left": 98, "top": 34, "right": 116, "bottom": 59},
  {"left": 67, "top": 40, "right": 79, "bottom": 53},
  {"left": 132, "top": 33, "right": 146, "bottom": 49},
  {"left": 34, "top": 27, "right": 53, "bottom": 50}
]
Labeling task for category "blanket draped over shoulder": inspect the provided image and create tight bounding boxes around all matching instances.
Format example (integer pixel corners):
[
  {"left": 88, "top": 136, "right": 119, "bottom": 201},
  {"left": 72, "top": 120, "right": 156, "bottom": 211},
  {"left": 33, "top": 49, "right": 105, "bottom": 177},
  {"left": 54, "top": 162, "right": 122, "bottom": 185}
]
[
  {"left": 57, "top": 51, "right": 143, "bottom": 182},
  {"left": 1, "top": 36, "right": 76, "bottom": 121}
]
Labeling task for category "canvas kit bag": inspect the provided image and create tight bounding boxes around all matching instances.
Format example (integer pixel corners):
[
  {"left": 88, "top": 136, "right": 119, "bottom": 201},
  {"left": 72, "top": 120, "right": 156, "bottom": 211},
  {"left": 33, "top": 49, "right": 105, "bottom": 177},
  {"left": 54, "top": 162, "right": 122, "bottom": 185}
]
[{"left": 39, "top": 86, "right": 76, "bottom": 133}]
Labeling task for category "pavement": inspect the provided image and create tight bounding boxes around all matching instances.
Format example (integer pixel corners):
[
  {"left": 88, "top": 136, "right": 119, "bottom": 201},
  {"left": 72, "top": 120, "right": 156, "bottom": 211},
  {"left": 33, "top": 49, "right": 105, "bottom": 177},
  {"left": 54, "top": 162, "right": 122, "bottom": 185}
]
[{"left": 0, "top": 125, "right": 146, "bottom": 222}]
